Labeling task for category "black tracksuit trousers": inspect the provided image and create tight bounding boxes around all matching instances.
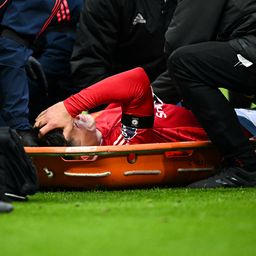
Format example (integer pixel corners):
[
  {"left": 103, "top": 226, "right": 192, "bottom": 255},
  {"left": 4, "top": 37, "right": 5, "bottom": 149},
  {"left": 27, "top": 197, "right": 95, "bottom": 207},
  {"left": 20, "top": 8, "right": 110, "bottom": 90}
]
[{"left": 168, "top": 41, "right": 256, "bottom": 169}]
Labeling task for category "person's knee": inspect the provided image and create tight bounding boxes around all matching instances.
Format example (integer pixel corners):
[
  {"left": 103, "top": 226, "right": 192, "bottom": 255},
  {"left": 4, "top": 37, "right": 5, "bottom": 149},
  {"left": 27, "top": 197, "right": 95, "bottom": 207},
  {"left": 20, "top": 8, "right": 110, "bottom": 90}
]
[
  {"left": 167, "top": 45, "right": 196, "bottom": 75},
  {"left": 167, "top": 45, "right": 202, "bottom": 98}
]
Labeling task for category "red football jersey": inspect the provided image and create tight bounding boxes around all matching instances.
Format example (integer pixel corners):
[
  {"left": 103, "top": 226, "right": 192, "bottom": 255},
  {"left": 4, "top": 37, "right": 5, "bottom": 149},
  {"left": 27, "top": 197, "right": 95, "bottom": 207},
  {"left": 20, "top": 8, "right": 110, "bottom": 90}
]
[
  {"left": 95, "top": 102, "right": 208, "bottom": 146},
  {"left": 64, "top": 67, "right": 208, "bottom": 146}
]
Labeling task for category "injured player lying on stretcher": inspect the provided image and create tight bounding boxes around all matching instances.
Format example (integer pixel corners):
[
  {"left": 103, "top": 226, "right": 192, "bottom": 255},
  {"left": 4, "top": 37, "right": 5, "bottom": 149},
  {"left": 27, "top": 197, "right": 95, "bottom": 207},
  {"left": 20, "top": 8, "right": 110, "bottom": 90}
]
[{"left": 34, "top": 68, "right": 256, "bottom": 147}]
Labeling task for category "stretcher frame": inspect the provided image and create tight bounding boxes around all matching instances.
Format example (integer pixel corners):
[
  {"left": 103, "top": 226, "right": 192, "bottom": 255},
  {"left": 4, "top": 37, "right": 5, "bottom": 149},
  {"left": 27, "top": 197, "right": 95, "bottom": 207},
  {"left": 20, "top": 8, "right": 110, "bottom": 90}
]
[{"left": 25, "top": 140, "right": 221, "bottom": 190}]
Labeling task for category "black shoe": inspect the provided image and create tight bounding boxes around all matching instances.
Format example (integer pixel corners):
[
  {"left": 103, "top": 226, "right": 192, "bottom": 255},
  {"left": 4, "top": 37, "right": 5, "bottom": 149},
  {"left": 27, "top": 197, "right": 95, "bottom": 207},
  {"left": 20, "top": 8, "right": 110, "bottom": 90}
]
[
  {"left": 0, "top": 201, "right": 13, "bottom": 213},
  {"left": 16, "top": 129, "right": 39, "bottom": 146},
  {"left": 188, "top": 167, "right": 256, "bottom": 188}
]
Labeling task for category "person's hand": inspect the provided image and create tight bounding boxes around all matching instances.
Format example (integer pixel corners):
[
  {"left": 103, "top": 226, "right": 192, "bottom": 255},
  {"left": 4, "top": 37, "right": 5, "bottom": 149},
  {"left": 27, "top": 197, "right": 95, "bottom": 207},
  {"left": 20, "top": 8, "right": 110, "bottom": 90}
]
[{"left": 34, "top": 102, "right": 74, "bottom": 137}]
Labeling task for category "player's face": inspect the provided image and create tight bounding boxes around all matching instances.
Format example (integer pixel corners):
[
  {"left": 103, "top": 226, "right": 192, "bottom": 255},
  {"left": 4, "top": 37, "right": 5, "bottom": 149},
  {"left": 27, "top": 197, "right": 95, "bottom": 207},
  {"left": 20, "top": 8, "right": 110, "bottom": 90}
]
[
  {"left": 63, "top": 114, "right": 101, "bottom": 146},
  {"left": 64, "top": 124, "right": 89, "bottom": 146}
]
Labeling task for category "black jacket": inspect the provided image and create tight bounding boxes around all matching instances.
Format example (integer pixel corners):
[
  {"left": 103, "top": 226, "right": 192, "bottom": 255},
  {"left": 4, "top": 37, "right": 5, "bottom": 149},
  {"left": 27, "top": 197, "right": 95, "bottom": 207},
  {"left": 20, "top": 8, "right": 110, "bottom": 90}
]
[
  {"left": 70, "top": 0, "right": 176, "bottom": 89},
  {"left": 165, "top": 0, "right": 256, "bottom": 64},
  {"left": 152, "top": 0, "right": 256, "bottom": 103}
]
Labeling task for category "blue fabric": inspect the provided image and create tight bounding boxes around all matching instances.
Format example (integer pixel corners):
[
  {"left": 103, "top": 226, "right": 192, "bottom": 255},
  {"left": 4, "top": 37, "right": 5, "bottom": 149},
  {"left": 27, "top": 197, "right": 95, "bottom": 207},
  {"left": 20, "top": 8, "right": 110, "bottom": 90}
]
[
  {"left": 0, "top": 0, "right": 10, "bottom": 21},
  {"left": 38, "top": 31, "right": 76, "bottom": 76},
  {"left": 36, "top": 0, "right": 84, "bottom": 77},
  {"left": 0, "top": 37, "right": 32, "bottom": 129},
  {"left": 237, "top": 115, "right": 256, "bottom": 136},
  {"left": 0, "top": 0, "right": 63, "bottom": 129},
  {"left": 0, "top": 0, "right": 84, "bottom": 128},
  {"left": 28, "top": 0, "right": 84, "bottom": 120},
  {"left": 0, "top": 114, "right": 6, "bottom": 126},
  {"left": 1, "top": 0, "right": 57, "bottom": 38}
]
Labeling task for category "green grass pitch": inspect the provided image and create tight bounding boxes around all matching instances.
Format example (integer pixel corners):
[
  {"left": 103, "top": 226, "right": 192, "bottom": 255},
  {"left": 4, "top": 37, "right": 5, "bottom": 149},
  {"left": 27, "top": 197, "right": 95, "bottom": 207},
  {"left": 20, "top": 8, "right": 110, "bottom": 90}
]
[
  {"left": 1, "top": 188, "right": 256, "bottom": 256},
  {"left": 1, "top": 88, "right": 255, "bottom": 255}
]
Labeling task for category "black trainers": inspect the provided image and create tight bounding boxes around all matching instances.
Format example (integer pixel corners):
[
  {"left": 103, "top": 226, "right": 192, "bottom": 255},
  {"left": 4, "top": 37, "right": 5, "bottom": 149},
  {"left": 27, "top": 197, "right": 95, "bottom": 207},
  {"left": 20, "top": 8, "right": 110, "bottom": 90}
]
[
  {"left": 188, "top": 167, "right": 256, "bottom": 188},
  {"left": 16, "top": 129, "right": 39, "bottom": 146}
]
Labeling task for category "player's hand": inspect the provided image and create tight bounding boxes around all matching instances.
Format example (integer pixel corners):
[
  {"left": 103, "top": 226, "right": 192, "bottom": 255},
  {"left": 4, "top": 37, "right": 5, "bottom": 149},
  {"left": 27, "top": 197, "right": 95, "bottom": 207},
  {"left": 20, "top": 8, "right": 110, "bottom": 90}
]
[{"left": 34, "top": 102, "right": 74, "bottom": 137}]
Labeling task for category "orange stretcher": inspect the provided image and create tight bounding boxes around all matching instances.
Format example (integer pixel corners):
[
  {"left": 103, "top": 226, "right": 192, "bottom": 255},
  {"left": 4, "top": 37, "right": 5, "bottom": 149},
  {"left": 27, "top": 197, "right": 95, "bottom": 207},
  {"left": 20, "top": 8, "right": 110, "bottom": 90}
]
[{"left": 25, "top": 141, "right": 221, "bottom": 190}]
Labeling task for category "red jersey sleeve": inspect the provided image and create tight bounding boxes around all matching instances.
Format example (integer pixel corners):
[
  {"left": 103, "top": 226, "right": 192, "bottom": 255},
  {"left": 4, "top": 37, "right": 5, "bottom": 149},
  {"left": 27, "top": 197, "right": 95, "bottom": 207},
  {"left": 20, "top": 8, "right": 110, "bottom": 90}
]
[{"left": 64, "top": 67, "right": 154, "bottom": 118}]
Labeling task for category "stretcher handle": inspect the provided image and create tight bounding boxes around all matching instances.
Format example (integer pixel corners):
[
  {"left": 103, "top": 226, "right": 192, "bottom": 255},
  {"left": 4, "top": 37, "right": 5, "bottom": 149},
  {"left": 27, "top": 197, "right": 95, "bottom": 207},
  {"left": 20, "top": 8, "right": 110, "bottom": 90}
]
[
  {"left": 177, "top": 167, "right": 214, "bottom": 172},
  {"left": 64, "top": 171, "right": 111, "bottom": 177},
  {"left": 123, "top": 170, "right": 161, "bottom": 176}
]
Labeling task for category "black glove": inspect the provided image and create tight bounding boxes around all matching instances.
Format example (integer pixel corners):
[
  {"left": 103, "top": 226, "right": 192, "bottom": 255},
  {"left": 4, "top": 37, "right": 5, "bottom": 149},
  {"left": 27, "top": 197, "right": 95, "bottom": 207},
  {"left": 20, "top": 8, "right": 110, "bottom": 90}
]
[{"left": 26, "top": 56, "right": 48, "bottom": 96}]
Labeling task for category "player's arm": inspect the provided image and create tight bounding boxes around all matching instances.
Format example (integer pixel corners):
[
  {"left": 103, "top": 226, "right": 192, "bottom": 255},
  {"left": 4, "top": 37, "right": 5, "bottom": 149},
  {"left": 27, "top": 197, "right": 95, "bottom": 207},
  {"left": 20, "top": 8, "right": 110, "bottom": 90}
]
[{"left": 35, "top": 67, "right": 154, "bottom": 136}]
